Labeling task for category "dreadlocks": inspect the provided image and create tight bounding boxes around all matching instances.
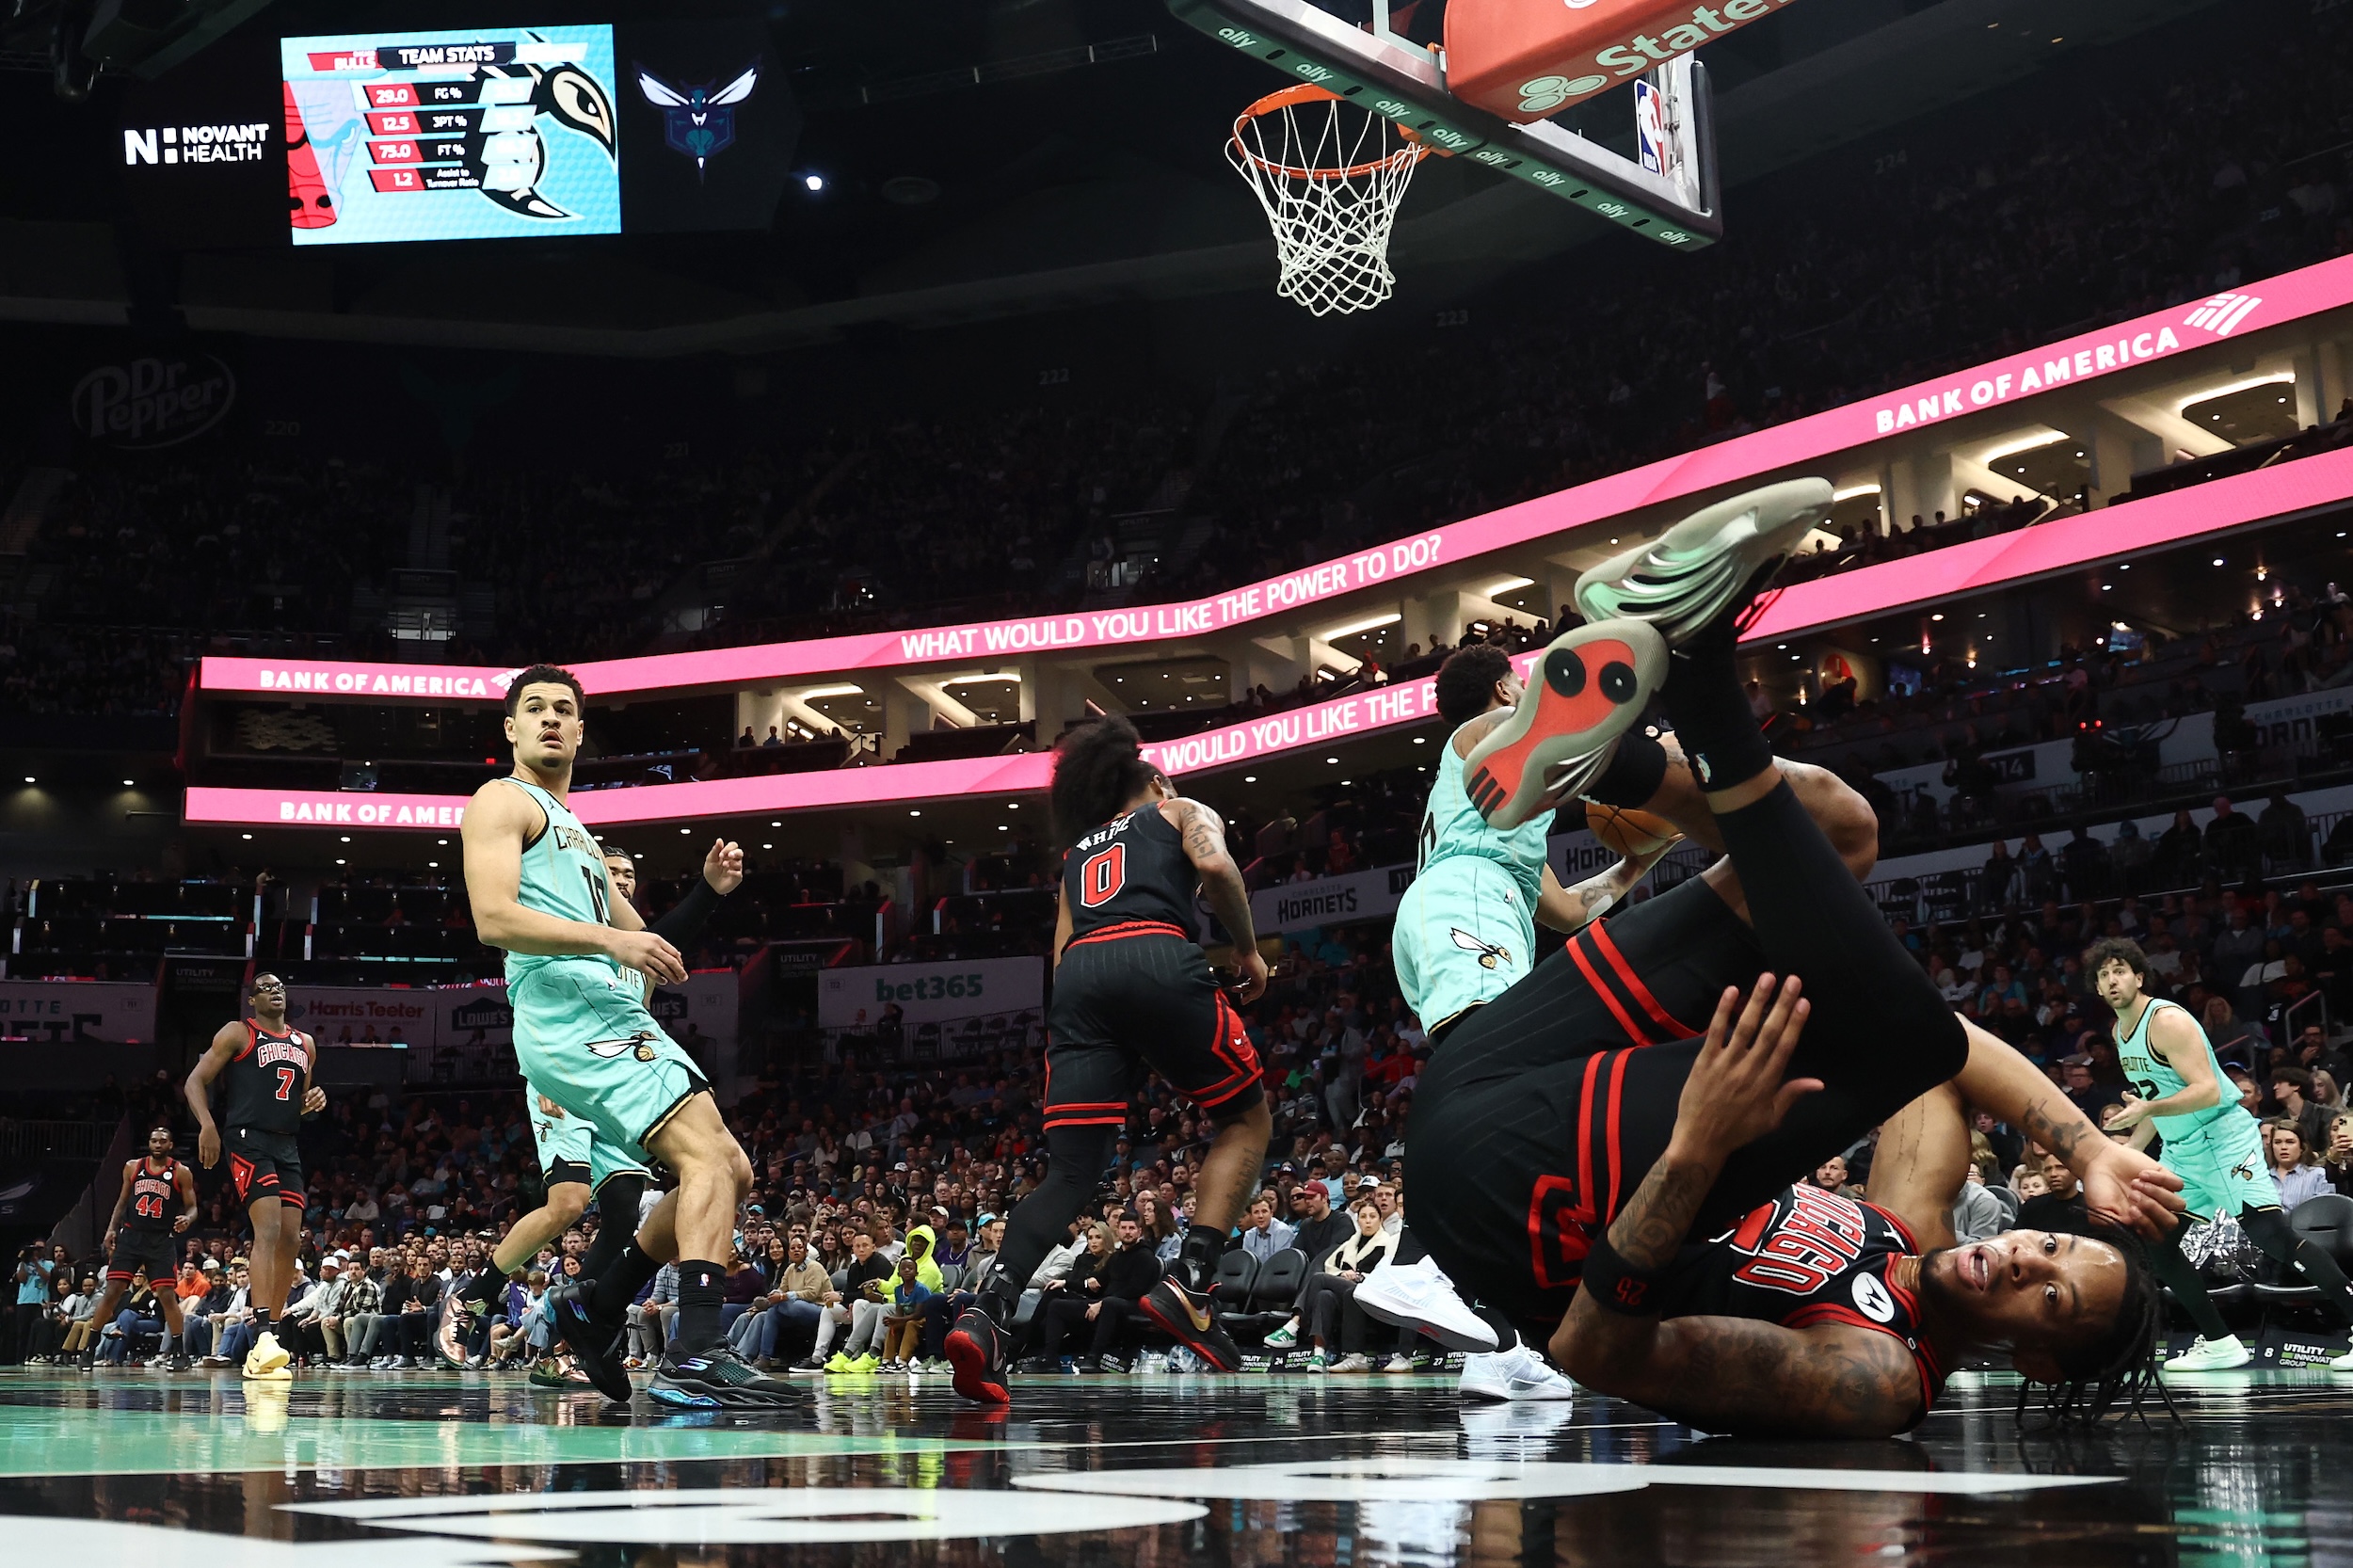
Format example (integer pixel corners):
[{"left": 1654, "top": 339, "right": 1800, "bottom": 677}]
[
  {"left": 2014, "top": 1218, "right": 2178, "bottom": 1428},
  {"left": 1049, "top": 716, "right": 1164, "bottom": 848}
]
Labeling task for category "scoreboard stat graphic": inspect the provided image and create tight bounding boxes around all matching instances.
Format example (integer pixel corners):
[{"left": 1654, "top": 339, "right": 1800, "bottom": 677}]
[{"left": 281, "top": 26, "right": 620, "bottom": 246}]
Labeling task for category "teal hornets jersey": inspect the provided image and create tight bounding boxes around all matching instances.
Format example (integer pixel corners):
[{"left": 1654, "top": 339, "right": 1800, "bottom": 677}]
[
  {"left": 1417, "top": 721, "right": 1554, "bottom": 904},
  {"left": 497, "top": 776, "right": 620, "bottom": 983},
  {"left": 2116, "top": 997, "right": 2233, "bottom": 1137}
]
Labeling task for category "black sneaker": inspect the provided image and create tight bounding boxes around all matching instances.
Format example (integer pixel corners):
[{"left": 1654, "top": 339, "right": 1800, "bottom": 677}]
[
  {"left": 944, "top": 1304, "right": 1010, "bottom": 1404},
  {"left": 648, "top": 1346, "right": 801, "bottom": 1409},
  {"left": 1140, "top": 1277, "right": 1243, "bottom": 1371},
  {"left": 435, "top": 1290, "right": 487, "bottom": 1370},
  {"left": 546, "top": 1278, "right": 632, "bottom": 1403}
]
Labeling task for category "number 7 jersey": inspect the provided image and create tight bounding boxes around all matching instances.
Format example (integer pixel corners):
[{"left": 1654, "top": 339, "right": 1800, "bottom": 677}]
[{"left": 496, "top": 775, "right": 623, "bottom": 983}]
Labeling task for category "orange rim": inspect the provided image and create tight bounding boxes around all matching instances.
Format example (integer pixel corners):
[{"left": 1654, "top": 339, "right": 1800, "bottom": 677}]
[{"left": 1232, "top": 83, "right": 1429, "bottom": 182}]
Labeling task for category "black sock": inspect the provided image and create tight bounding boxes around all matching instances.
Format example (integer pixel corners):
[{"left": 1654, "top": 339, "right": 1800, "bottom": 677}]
[
  {"left": 673, "top": 1260, "right": 724, "bottom": 1354},
  {"left": 1583, "top": 728, "right": 1670, "bottom": 809},
  {"left": 589, "top": 1240, "right": 663, "bottom": 1324},
  {"left": 2148, "top": 1232, "right": 2232, "bottom": 1340},
  {"left": 580, "top": 1176, "right": 646, "bottom": 1282},
  {"left": 1179, "top": 1224, "right": 1228, "bottom": 1293},
  {"left": 1658, "top": 615, "right": 1771, "bottom": 792},
  {"left": 462, "top": 1265, "right": 505, "bottom": 1309},
  {"left": 2244, "top": 1206, "right": 2353, "bottom": 1328}
]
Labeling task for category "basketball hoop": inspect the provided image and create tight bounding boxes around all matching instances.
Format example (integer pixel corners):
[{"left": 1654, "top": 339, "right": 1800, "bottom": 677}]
[{"left": 1225, "top": 84, "right": 1429, "bottom": 316}]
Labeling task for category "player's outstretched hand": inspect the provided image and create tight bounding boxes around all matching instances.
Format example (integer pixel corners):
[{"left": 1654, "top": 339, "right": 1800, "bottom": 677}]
[
  {"left": 703, "top": 839, "right": 745, "bottom": 896},
  {"left": 2079, "top": 1144, "right": 2186, "bottom": 1241},
  {"left": 1670, "top": 974, "right": 1817, "bottom": 1163},
  {"left": 1229, "top": 948, "right": 1270, "bottom": 1005},
  {"left": 610, "top": 929, "right": 687, "bottom": 986}
]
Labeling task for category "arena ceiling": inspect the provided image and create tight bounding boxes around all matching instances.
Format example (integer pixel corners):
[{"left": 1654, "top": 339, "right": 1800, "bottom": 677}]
[{"left": 0, "top": 0, "right": 2226, "bottom": 356}]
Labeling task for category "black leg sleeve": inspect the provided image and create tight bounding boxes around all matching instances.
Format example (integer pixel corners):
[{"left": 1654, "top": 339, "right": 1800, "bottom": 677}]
[
  {"left": 2240, "top": 1205, "right": 2353, "bottom": 1328},
  {"left": 1691, "top": 782, "right": 1970, "bottom": 1224},
  {"left": 2146, "top": 1218, "right": 2233, "bottom": 1340},
  {"left": 985, "top": 1123, "right": 1115, "bottom": 1316}
]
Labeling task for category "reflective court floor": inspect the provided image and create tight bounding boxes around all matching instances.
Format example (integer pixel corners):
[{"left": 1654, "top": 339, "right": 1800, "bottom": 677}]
[{"left": 0, "top": 1366, "right": 2340, "bottom": 1567}]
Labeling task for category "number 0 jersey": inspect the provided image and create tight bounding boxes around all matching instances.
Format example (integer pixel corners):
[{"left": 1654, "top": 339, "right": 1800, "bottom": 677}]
[
  {"left": 498, "top": 776, "right": 622, "bottom": 984},
  {"left": 220, "top": 1018, "right": 313, "bottom": 1136},
  {"left": 1062, "top": 804, "right": 1199, "bottom": 942},
  {"left": 2115, "top": 996, "right": 2233, "bottom": 1139},
  {"left": 1657, "top": 1184, "right": 1945, "bottom": 1419}
]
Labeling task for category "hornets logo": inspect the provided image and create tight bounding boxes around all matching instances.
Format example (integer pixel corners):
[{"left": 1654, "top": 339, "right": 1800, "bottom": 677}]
[
  {"left": 635, "top": 59, "right": 759, "bottom": 181},
  {"left": 587, "top": 1032, "right": 660, "bottom": 1062},
  {"left": 2232, "top": 1160, "right": 2257, "bottom": 1182},
  {"left": 1450, "top": 928, "right": 1513, "bottom": 971}
]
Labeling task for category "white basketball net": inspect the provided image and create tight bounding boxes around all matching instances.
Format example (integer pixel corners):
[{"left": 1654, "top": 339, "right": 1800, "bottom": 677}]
[{"left": 1226, "top": 88, "right": 1428, "bottom": 317}]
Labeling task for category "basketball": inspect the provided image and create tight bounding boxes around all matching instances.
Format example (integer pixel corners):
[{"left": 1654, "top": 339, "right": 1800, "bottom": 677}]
[{"left": 1585, "top": 802, "right": 1677, "bottom": 857}]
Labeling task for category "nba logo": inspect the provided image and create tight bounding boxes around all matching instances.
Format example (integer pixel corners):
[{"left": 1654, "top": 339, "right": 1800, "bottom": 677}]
[{"left": 1634, "top": 79, "right": 1673, "bottom": 179}]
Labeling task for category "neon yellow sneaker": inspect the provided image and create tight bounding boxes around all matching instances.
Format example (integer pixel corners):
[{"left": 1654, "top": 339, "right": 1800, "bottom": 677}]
[
  {"left": 824, "top": 1352, "right": 856, "bottom": 1373},
  {"left": 243, "top": 1330, "right": 292, "bottom": 1378},
  {"left": 846, "top": 1352, "right": 879, "bottom": 1372}
]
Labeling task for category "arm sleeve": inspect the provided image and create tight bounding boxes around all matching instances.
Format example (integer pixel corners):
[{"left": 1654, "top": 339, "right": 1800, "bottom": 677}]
[{"left": 648, "top": 879, "right": 728, "bottom": 950}]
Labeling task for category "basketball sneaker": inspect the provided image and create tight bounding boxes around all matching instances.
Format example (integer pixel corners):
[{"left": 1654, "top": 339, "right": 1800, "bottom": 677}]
[
  {"left": 435, "top": 1290, "right": 485, "bottom": 1370},
  {"left": 944, "top": 1304, "right": 1012, "bottom": 1404},
  {"left": 1459, "top": 1342, "right": 1577, "bottom": 1402},
  {"left": 545, "top": 1278, "right": 633, "bottom": 1403},
  {"left": 648, "top": 1345, "right": 801, "bottom": 1409},
  {"left": 1460, "top": 618, "right": 1668, "bottom": 830},
  {"left": 1353, "top": 1256, "right": 1498, "bottom": 1354},
  {"left": 1572, "top": 478, "right": 1835, "bottom": 647},
  {"left": 2162, "top": 1334, "right": 2252, "bottom": 1372},
  {"left": 1140, "top": 1277, "right": 1243, "bottom": 1371},
  {"left": 242, "top": 1330, "right": 292, "bottom": 1379}
]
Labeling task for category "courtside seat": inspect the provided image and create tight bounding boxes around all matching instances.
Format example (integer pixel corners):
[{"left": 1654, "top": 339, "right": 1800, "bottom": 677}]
[
  {"left": 1218, "top": 1248, "right": 1306, "bottom": 1344},
  {"left": 2250, "top": 1195, "right": 2353, "bottom": 1318}
]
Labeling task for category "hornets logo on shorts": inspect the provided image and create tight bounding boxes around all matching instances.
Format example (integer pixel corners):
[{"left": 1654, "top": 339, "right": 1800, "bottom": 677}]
[
  {"left": 2233, "top": 1160, "right": 2257, "bottom": 1182},
  {"left": 586, "top": 1032, "right": 660, "bottom": 1062},
  {"left": 1450, "top": 928, "right": 1513, "bottom": 971}
]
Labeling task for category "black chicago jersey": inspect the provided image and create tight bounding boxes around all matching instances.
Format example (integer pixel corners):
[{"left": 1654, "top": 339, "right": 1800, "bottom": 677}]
[
  {"left": 221, "top": 1019, "right": 313, "bottom": 1136},
  {"left": 1062, "top": 805, "right": 1198, "bottom": 940},
  {"left": 123, "top": 1157, "right": 183, "bottom": 1233},
  {"left": 1657, "top": 1183, "right": 1945, "bottom": 1421}
]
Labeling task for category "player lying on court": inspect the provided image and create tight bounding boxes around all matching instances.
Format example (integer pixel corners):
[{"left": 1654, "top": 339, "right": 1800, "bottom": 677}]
[
  {"left": 1362, "top": 617, "right": 1888, "bottom": 1400},
  {"left": 463, "top": 664, "right": 790, "bottom": 1409},
  {"left": 1401, "top": 479, "right": 2184, "bottom": 1433}
]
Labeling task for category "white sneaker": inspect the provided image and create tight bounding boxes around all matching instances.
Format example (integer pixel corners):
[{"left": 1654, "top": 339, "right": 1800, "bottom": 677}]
[
  {"left": 1574, "top": 478, "right": 1835, "bottom": 645},
  {"left": 1330, "top": 1352, "right": 1372, "bottom": 1373},
  {"left": 1383, "top": 1353, "right": 1414, "bottom": 1373},
  {"left": 2162, "top": 1334, "right": 2251, "bottom": 1373},
  {"left": 2327, "top": 1347, "right": 2353, "bottom": 1372},
  {"left": 1353, "top": 1257, "right": 1500, "bottom": 1353},
  {"left": 1460, "top": 1343, "right": 1577, "bottom": 1402}
]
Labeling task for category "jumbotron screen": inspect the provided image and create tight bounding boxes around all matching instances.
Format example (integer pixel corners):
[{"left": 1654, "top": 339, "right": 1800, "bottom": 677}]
[{"left": 280, "top": 24, "right": 622, "bottom": 245}]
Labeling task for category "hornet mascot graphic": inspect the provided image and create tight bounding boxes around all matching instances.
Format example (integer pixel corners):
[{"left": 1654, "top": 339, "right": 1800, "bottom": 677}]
[
  {"left": 471, "top": 34, "right": 618, "bottom": 220},
  {"left": 634, "top": 59, "right": 759, "bottom": 180}
]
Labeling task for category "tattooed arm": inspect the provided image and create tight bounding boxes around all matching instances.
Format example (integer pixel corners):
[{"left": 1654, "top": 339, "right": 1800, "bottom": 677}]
[
  {"left": 1949, "top": 1017, "right": 2183, "bottom": 1238},
  {"left": 1547, "top": 976, "right": 1926, "bottom": 1435},
  {"left": 1535, "top": 840, "right": 1680, "bottom": 934},
  {"left": 1167, "top": 797, "right": 1268, "bottom": 1002}
]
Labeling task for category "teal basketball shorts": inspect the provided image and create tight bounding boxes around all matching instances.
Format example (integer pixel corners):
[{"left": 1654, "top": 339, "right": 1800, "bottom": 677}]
[
  {"left": 1393, "top": 856, "right": 1538, "bottom": 1035},
  {"left": 524, "top": 1075, "right": 651, "bottom": 1192},
  {"left": 510, "top": 958, "right": 709, "bottom": 1166},
  {"left": 2162, "top": 1111, "right": 2282, "bottom": 1219}
]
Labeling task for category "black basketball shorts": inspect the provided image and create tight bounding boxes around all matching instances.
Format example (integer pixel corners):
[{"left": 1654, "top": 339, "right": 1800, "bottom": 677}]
[
  {"left": 106, "top": 1229, "right": 178, "bottom": 1284},
  {"left": 1044, "top": 923, "right": 1265, "bottom": 1129},
  {"left": 225, "top": 1128, "right": 306, "bottom": 1212}
]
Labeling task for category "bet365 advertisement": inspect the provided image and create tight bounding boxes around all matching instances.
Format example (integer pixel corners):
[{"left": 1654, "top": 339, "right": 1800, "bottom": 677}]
[{"left": 280, "top": 24, "right": 622, "bottom": 245}]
